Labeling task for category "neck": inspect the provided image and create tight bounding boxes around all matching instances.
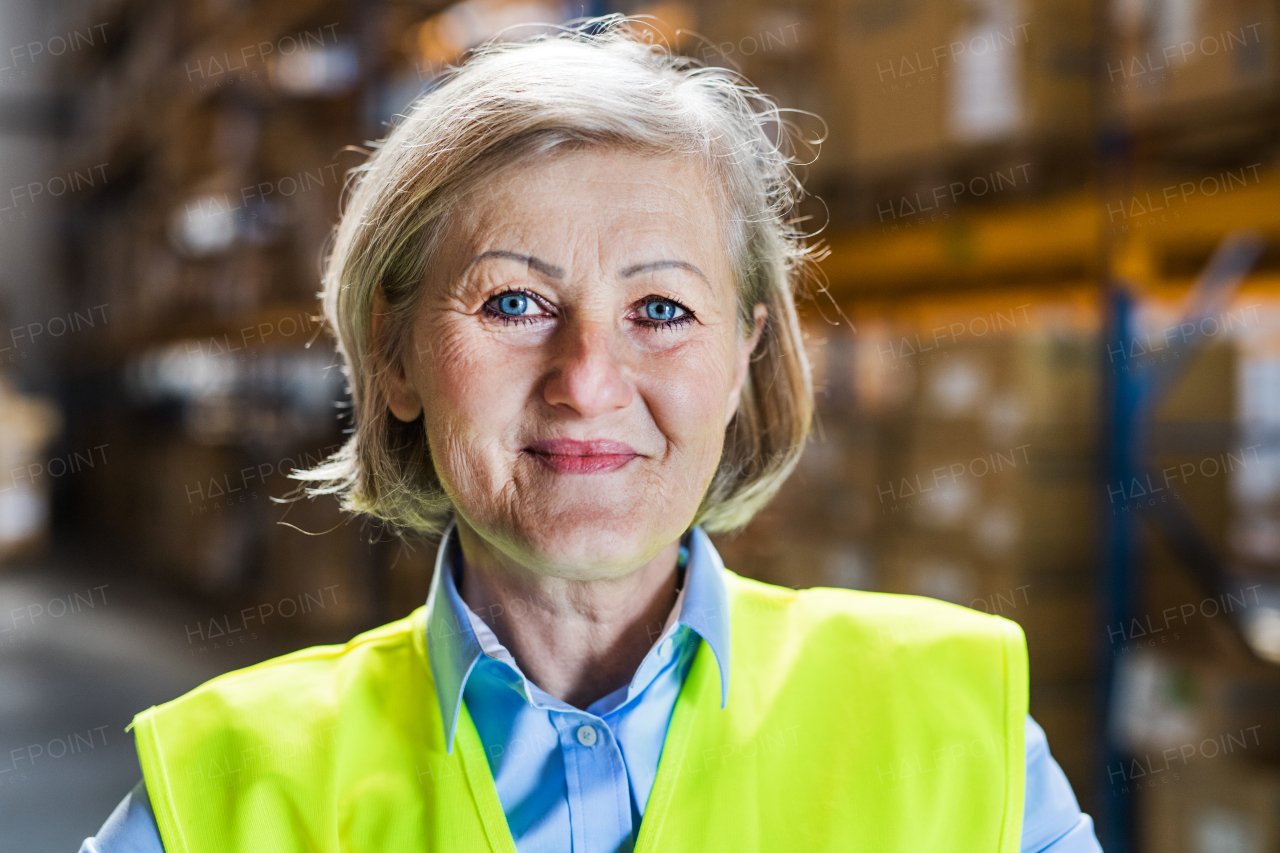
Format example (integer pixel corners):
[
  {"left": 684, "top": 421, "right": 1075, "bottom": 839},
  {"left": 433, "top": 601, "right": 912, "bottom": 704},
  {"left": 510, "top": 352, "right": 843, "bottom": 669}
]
[{"left": 454, "top": 519, "right": 681, "bottom": 709}]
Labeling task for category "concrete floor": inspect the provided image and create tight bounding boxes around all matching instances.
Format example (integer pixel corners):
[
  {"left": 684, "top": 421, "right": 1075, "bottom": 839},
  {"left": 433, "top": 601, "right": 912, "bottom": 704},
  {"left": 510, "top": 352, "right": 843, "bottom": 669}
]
[{"left": 0, "top": 556, "right": 318, "bottom": 852}]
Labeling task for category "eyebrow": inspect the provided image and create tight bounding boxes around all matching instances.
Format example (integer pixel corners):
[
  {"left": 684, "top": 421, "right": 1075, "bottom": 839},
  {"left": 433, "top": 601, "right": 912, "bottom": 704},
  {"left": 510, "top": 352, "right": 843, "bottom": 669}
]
[
  {"left": 621, "top": 259, "right": 710, "bottom": 284},
  {"left": 466, "top": 250, "right": 565, "bottom": 279},
  {"left": 465, "top": 252, "right": 710, "bottom": 286}
]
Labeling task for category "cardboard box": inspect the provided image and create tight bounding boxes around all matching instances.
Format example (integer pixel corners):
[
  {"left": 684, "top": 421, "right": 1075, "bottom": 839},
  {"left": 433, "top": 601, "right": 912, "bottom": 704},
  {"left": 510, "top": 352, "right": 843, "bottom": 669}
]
[
  {"left": 1111, "top": 0, "right": 1278, "bottom": 116},
  {"left": 1140, "top": 757, "right": 1280, "bottom": 853}
]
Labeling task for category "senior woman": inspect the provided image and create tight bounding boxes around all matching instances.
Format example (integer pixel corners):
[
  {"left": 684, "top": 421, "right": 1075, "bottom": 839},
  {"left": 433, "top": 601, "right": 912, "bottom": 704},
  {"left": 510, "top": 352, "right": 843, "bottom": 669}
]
[{"left": 82, "top": 20, "right": 1102, "bottom": 853}]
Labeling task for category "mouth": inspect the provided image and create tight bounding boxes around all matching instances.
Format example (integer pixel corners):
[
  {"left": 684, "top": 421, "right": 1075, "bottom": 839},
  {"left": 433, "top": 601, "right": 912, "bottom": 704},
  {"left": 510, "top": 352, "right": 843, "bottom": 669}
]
[{"left": 522, "top": 438, "right": 640, "bottom": 474}]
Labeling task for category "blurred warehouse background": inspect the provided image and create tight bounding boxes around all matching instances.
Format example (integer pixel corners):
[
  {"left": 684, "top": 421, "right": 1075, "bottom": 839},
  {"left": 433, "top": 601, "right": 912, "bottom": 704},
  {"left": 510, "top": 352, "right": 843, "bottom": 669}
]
[{"left": 1, "top": 0, "right": 1280, "bottom": 850}]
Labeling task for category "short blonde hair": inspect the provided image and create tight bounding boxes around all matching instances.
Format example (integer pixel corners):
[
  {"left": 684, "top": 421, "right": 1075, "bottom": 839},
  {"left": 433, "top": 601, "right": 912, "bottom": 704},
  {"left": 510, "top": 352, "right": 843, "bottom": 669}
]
[{"left": 297, "top": 17, "right": 815, "bottom": 536}]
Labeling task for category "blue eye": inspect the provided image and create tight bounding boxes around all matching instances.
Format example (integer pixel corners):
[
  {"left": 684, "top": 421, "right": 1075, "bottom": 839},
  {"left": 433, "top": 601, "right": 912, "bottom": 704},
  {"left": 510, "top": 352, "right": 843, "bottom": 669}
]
[
  {"left": 485, "top": 290, "right": 552, "bottom": 325},
  {"left": 498, "top": 293, "right": 529, "bottom": 315},
  {"left": 644, "top": 300, "right": 685, "bottom": 322}
]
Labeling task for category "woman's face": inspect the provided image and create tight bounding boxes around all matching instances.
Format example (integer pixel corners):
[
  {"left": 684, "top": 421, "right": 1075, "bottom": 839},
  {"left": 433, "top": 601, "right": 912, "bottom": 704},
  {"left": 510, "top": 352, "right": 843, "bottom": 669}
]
[{"left": 385, "top": 148, "right": 762, "bottom": 579}]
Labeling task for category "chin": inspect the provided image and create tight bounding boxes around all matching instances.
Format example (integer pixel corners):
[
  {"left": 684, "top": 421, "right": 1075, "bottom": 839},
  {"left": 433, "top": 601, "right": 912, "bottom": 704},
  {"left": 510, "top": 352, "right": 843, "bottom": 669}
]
[{"left": 507, "top": 497, "right": 679, "bottom": 580}]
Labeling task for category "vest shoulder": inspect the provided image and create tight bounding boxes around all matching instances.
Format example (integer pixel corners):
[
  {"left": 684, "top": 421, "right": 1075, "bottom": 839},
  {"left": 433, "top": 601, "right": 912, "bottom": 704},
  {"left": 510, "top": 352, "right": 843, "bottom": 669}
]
[
  {"left": 136, "top": 607, "right": 427, "bottom": 724},
  {"left": 724, "top": 570, "right": 1025, "bottom": 646}
]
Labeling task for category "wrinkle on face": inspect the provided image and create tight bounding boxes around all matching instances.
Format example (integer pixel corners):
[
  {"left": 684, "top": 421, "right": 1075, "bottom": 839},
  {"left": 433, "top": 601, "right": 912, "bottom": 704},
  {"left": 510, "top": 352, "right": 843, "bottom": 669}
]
[{"left": 402, "top": 147, "right": 754, "bottom": 578}]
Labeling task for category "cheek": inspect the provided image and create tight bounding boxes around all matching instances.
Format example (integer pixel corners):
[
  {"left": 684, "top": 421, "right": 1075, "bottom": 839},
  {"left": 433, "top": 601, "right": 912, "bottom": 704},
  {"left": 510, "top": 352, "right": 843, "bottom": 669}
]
[
  {"left": 415, "top": 318, "right": 535, "bottom": 462},
  {"left": 643, "top": 339, "right": 738, "bottom": 455}
]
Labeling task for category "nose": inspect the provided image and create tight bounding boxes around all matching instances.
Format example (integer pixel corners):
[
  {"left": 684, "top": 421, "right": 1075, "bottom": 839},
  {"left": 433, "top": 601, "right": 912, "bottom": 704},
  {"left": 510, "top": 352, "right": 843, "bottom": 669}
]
[{"left": 541, "top": 320, "right": 634, "bottom": 418}]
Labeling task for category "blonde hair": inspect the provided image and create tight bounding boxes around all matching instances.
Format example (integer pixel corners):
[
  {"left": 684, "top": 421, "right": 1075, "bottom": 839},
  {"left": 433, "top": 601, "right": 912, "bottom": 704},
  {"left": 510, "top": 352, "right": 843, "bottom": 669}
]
[{"left": 296, "top": 17, "right": 815, "bottom": 536}]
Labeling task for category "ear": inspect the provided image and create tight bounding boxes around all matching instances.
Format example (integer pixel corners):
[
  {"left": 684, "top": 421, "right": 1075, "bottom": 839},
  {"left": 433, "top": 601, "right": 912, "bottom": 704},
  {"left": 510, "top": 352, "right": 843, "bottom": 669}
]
[
  {"left": 725, "top": 303, "right": 767, "bottom": 426},
  {"left": 371, "top": 286, "right": 424, "bottom": 423}
]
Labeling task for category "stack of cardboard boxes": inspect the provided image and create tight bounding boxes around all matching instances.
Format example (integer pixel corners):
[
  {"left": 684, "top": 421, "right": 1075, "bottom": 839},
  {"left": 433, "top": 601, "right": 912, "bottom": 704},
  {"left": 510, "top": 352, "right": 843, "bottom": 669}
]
[
  {"left": 55, "top": 0, "right": 386, "bottom": 631},
  {"left": 719, "top": 293, "right": 1105, "bottom": 803},
  {"left": 1107, "top": 0, "right": 1277, "bottom": 119}
]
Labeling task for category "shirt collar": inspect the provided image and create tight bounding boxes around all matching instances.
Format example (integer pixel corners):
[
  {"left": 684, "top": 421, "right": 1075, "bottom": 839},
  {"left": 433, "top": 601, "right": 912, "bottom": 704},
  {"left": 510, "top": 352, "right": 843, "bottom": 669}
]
[
  {"left": 423, "top": 521, "right": 732, "bottom": 753},
  {"left": 677, "top": 526, "right": 732, "bottom": 708}
]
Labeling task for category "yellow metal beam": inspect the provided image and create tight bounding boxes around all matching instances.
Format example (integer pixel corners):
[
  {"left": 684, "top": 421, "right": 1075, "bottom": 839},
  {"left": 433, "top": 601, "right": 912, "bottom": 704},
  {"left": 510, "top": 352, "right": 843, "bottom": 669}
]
[{"left": 820, "top": 166, "right": 1280, "bottom": 297}]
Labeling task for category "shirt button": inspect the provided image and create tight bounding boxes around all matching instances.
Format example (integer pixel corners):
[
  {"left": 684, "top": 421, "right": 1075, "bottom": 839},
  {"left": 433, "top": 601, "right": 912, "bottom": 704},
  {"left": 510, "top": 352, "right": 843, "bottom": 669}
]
[{"left": 576, "top": 725, "right": 598, "bottom": 747}]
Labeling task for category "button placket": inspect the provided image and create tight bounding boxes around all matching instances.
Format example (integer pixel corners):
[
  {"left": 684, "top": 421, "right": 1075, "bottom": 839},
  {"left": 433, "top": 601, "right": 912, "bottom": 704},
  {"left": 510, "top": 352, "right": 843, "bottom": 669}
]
[{"left": 555, "top": 711, "right": 633, "bottom": 851}]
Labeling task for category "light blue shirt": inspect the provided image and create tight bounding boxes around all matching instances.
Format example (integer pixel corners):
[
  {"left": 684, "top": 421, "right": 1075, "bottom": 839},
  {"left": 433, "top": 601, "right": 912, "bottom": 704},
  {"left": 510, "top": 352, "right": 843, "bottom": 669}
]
[{"left": 82, "top": 524, "right": 1102, "bottom": 853}]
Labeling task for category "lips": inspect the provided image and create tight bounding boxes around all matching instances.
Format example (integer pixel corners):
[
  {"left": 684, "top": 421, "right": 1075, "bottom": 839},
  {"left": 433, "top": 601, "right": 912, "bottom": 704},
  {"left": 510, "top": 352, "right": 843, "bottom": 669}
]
[{"left": 523, "top": 438, "right": 639, "bottom": 474}]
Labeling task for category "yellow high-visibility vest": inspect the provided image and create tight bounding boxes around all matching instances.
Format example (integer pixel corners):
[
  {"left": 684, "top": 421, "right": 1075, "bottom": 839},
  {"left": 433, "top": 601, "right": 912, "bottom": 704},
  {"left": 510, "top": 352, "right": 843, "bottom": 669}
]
[{"left": 131, "top": 570, "right": 1028, "bottom": 852}]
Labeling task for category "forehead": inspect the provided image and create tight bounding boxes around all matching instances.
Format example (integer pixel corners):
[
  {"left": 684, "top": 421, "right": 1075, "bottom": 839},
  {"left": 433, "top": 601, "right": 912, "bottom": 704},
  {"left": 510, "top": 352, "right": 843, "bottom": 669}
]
[{"left": 446, "top": 148, "right": 734, "bottom": 282}]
